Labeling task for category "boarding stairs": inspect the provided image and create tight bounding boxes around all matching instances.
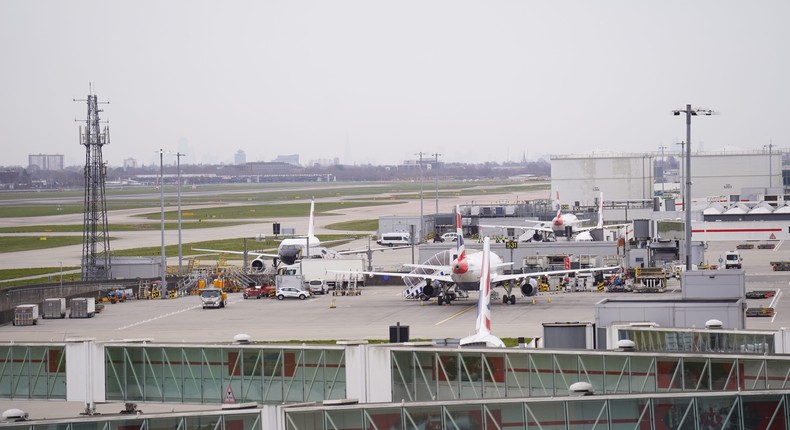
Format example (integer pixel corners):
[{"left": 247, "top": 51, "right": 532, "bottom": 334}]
[{"left": 402, "top": 249, "right": 453, "bottom": 299}]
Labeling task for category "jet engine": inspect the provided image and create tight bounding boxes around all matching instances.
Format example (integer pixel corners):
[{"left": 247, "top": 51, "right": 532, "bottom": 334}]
[
  {"left": 532, "top": 232, "right": 543, "bottom": 242},
  {"left": 422, "top": 281, "right": 436, "bottom": 297},
  {"left": 520, "top": 278, "right": 539, "bottom": 297},
  {"left": 250, "top": 257, "right": 267, "bottom": 272}
]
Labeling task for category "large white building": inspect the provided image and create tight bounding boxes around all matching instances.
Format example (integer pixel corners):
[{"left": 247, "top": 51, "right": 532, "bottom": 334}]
[{"left": 551, "top": 150, "right": 782, "bottom": 206}]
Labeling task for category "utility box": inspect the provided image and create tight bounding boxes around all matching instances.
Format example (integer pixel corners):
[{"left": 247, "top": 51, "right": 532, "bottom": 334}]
[
  {"left": 69, "top": 298, "right": 96, "bottom": 318},
  {"left": 42, "top": 298, "right": 67, "bottom": 319},
  {"left": 682, "top": 269, "right": 745, "bottom": 300},
  {"left": 14, "top": 304, "right": 39, "bottom": 326}
]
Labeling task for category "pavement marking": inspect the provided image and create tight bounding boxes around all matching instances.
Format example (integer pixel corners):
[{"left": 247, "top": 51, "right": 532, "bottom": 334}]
[
  {"left": 775, "top": 240, "right": 784, "bottom": 251},
  {"left": 435, "top": 305, "right": 476, "bottom": 326},
  {"left": 770, "top": 290, "right": 782, "bottom": 309},
  {"left": 115, "top": 301, "right": 224, "bottom": 330}
]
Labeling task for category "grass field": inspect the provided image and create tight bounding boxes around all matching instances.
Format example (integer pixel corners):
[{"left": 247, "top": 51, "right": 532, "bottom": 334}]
[
  {"left": 136, "top": 201, "right": 400, "bottom": 221},
  {"left": 0, "top": 221, "right": 246, "bottom": 233},
  {"left": 324, "top": 219, "right": 379, "bottom": 231},
  {"left": 0, "top": 236, "right": 85, "bottom": 253}
]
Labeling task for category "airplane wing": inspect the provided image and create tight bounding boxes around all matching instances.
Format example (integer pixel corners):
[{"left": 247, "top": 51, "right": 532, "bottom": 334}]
[
  {"left": 492, "top": 265, "right": 621, "bottom": 284},
  {"left": 337, "top": 245, "right": 411, "bottom": 255},
  {"left": 574, "top": 223, "right": 631, "bottom": 233},
  {"left": 192, "top": 248, "right": 280, "bottom": 259},
  {"left": 329, "top": 269, "right": 454, "bottom": 283}
]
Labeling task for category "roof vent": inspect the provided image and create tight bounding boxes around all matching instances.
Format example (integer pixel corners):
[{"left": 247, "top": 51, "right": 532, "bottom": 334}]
[
  {"left": 234, "top": 334, "right": 251, "bottom": 344},
  {"left": 2, "top": 409, "right": 29, "bottom": 422},
  {"left": 615, "top": 339, "right": 636, "bottom": 351},
  {"left": 705, "top": 319, "right": 723, "bottom": 329},
  {"left": 568, "top": 382, "right": 594, "bottom": 397}
]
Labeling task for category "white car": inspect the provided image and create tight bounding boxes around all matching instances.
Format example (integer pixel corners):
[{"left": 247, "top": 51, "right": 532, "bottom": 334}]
[
  {"left": 441, "top": 232, "right": 459, "bottom": 242},
  {"left": 307, "top": 279, "right": 328, "bottom": 295},
  {"left": 276, "top": 287, "right": 310, "bottom": 300}
]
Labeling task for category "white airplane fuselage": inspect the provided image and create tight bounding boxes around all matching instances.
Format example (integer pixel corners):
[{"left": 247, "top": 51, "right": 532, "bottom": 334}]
[{"left": 450, "top": 250, "right": 504, "bottom": 291}]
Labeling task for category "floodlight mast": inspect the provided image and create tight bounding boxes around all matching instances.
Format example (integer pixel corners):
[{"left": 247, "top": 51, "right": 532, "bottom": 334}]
[{"left": 672, "top": 104, "right": 715, "bottom": 272}]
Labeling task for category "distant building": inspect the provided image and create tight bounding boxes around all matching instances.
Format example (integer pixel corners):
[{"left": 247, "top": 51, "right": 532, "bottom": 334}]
[
  {"left": 123, "top": 158, "right": 138, "bottom": 169},
  {"left": 273, "top": 154, "right": 299, "bottom": 166},
  {"left": 28, "top": 154, "right": 64, "bottom": 171},
  {"left": 234, "top": 150, "right": 246, "bottom": 165}
]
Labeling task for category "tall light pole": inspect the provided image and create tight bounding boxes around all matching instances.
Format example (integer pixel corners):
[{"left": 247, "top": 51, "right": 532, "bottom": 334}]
[
  {"left": 159, "top": 149, "right": 167, "bottom": 297},
  {"left": 174, "top": 152, "right": 186, "bottom": 275},
  {"left": 676, "top": 141, "right": 685, "bottom": 211},
  {"left": 764, "top": 142, "right": 774, "bottom": 188},
  {"left": 433, "top": 153, "right": 441, "bottom": 215},
  {"left": 672, "top": 105, "right": 715, "bottom": 271},
  {"left": 416, "top": 152, "right": 425, "bottom": 240},
  {"left": 659, "top": 145, "right": 667, "bottom": 194}
]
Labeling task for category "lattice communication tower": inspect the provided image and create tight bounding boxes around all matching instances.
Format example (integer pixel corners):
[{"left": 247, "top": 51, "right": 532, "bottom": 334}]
[{"left": 78, "top": 91, "right": 112, "bottom": 281}]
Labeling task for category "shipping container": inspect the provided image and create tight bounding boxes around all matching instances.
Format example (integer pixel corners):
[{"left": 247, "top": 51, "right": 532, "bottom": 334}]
[
  {"left": 42, "top": 298, "right": 67, "bottom": 319},
  {"left": 14, "top": 304, "right": 39, "bottom": 326},
  {"left": 69, "top": 298, "right": 96, "bottom": 318}
]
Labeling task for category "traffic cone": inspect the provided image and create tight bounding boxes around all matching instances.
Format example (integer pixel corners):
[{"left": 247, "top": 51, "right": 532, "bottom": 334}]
[
  {"left": 532, "top": 298, "right": 536, "bottom": 305},
  {"left": 329, "top": 299, "right": 336, "bottom": 309},
  {"left": 547, "top": 296, "right": 551, "bottom": 304}
]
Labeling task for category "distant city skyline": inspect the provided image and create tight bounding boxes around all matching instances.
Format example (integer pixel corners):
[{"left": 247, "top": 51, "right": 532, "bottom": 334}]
[{"left": 1, "top": 1, "right": 789, "bottom": 167}]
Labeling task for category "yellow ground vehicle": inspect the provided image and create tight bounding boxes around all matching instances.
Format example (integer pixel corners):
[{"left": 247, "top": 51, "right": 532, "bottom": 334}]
[{"left": 200, "top": 288, "right": 227, "bottom": 309}]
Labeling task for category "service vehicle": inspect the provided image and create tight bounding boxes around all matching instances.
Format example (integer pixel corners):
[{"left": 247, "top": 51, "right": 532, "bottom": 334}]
[
  {"left": 243, "top": 284, "right": 276, "bottom": 299},
  {"left": 307, "top": 279, "right": 328, "bottom": 295},
  {"left": 200, "top": 288, "right": 227, "bottom": 308},
  {"left": 745, "top": 307, "right": 775, "bottom": 317},
  {"left": 13, "top": 304, "right": 39, "bottom": 326},
  {"left": 376, "top": 232, "right": 411, "bottom": 246},
  {"left": 724, "top": 251, "right": 743, "bottom": 269},
  {"left": 69, "top": 298, "right": 96, "bottom": 318},
  {"left": 279, "top": 258, "right": 366, "bottom": 289},
  {"left": 746, "top": 290, "right": 776, "bottom": 299},
  {"left": 42, "top": 298, "right": 67, "bottom": 319},
  {"left": 276, "top": 286, "right": 310, "bottom": 300}
]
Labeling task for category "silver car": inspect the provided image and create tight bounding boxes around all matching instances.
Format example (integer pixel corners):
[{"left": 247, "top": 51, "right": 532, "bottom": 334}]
[{"left": 276, "top": 287, "right": 310, "bottom": 300}]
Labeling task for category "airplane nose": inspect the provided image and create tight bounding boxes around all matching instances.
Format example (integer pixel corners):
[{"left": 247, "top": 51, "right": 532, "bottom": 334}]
[{"left": 452, "top": 259, "right": 468, "bottom": 274}]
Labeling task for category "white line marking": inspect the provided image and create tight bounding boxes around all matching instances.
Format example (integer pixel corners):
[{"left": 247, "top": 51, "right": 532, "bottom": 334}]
[
  {"left": 774, "top": 240, "right": 784, "bottom": 251},
  {"left": 116, "top": 302, "right": 217, "bottom": 330},
  {"left": 769, "top": 290, "right": 782, "bottom": 309}
]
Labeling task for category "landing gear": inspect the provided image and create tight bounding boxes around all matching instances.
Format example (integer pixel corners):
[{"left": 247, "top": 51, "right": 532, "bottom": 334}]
[
  {"left": 502, "top": 294, "right": 516, "bottom": 304},
  {"left": 509, "top": 295, "right": 516, "bottom": 305},
  {"left": 437, "top": 296, "right": 443, "bottom": 305}
]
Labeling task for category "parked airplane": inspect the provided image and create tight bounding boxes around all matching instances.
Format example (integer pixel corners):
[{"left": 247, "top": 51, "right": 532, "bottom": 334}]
[
  {"left": 195, "top": 199, "right": 383, "bottom": 270},
  {"left": 336, "top": 209, "right": 619, "bottom": 305},
  {"left": 459, "top": 236, "right": 505, "bottom": 348},
  {"left": 573, "top": 193, "right": 630, "bottom": 241}
]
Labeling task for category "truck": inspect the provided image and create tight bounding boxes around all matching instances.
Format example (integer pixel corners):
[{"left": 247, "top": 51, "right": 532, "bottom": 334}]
[
  {"left": 724, "top": 251, "right": 743, "bottom": 269},
  {"left": 279, "top": 258, "right": 367, "bottom": 290},
  {"left": 13, "top": 304, "right": 39, "bottom": 326},
  {"left": 200, "top": 287, "right": 227, "bottom": 309},
  {"left": 70, "top": 298, "right": 96, "bottom": 318},
  {"left": 42, "top": 298, "right": 67, "bottom": 319}
]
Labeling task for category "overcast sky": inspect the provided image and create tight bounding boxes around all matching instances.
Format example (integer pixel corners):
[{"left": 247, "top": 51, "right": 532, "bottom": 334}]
[{"left": 1, "top": 1, "right": 788, "bottom": 167}]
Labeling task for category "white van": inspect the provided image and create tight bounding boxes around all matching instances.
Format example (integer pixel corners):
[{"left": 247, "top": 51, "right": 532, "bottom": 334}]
[{"left": 377, "top": 232, "right": 411, "bottom": 246}]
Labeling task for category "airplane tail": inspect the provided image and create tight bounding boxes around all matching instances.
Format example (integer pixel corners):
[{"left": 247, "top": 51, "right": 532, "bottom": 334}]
[
  {"left": 460, "top": 237, "right": 505, "bottom": 348},
  {"left": 596, "top": 192, "right": 604, "bottom": 229},
  {"left": 455, "top": 206, "right": 465, "bottom": 260},
  {"left": 552, "top": 191, "right": 561, "bottom": 212},
  {"left": 307, "top": 199, "right": 315, "bottom": 238}
]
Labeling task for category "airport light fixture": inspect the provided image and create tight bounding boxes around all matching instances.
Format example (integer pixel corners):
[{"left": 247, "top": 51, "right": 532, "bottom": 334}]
[
  {"left": 159, "top": 149, "right": 167, "bottom": 297},
  {"left": 763, "top": 143, "right": 775, "bottom": 188},
  {"left": 174, "top": 152, "right": 186, "bottom": 275},
  {"left": 672, "top": 105, "right": 716, "bottom": 272}
]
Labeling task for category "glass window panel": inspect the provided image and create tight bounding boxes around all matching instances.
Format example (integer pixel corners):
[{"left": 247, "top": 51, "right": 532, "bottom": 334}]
[
  {"left": 284, "top": 349, "right": 305, "bottom": 402},
  {"left": 202, "top": 348, "right": 223, "bottom": 403},
  {"left": 262, "top": 349, "right": 284, "bottom": 403},
  {"left": 528, "top": 353, "right": 554, "bottom": 397},
  {"left": 602, "top": 355, "right": 630, "bottom": 394},
  {"left": 11, "top": 346, "right": 30, "bottom": 398},
  {"left": 391, "top": 351, "right": 415, "bottom": 403},
  {"left": 185, "top": 414, "right": 223, "bottom": 430},
  {"left": 326, "top": 409, "right": 363, "bottom": 430},
  {"left": 73, "top": 422, "right": 106, "bottom": 430},
  {"left": 224, "top": 348, "right": 244, "bottom": 404},
  {"left": 682, "top": 358, "right": 709, "bottom": 391},
  {"left": 482, "top": 353, "right": 506, "bottom": 399},
  {"left": 182, "top": 347, "right": 203, "bottom": 403},
  {"left": 147, "top": 417, "right": 184, "bottom": 430},
  {"left": 484, "top": 403, "right": 524, "bottom": 430},
  {"left": 287, "top": 411, "right": 324, "bottom": 430},
  {"left": 567, "top": 399, "right": 608, "bottom": 430},
  {"left": 241, "top": 349, "right": 264, "bottom": 403},
  {"left": 709, "top": 358, "right": 740, "bottom": 392},
  {"left": 403, "top": 405, "right": 442, "bottom": 430},
  {"left": 412, "top": 351, "right": 435, "bottom": 401},
  {"left": 697, "top": 396, "right": 739, "bottom": 430},
  {"left": 504, "top": 352, "right": 529, "bottom": 398},
  {"left": 578, "top": 355, "right": 604, "bottom": 396},
  {"left": 656, "top": 357, "right": 683, "bottom": 392},
  {"left": 109, "top": 418, "right": 146, "bottom": 430},
  {"left": 364, "top": 407, "right": 403, "bottom": 430},
  {"left": 609, "top": 398, "right": 652, "bottom": 430},
  {"left": 162, "top": 347, "right": 183, "bottom": 403},
  {"left": 0, "top": 346, "right": 12, "bottom": 397},
  {"left": 124, "top": 347, "right": 144, "bottom": 400},
  {"left": 525, "top": 401, "right": 566, "bottom": 430},
  {"left": 741, "top": 359, "right": 767, "bottom": 391},
  {"left": 742, "top": 394, "right": 787, "bottom": 430},
  {"left": 303, "top": 349, "right": 324, "bottom": 403},
  {"left": 552, "top": 354, "right": 579, "bottom": 394},
  {"left": 766, "top": 359, "right": 790, "bottom": 390},
  {"left": 48, "top": 346, "right": 66, "bottom": 399},
  {"left": 325, "top": 349, "right": 345, "bottom": 401},
  {"left": 105, "top": 346, "right": 126, "bottom": 401},
  {"left": 143, "top": 347, "right": 164, "bottom": 402},
  {"left": 444, "top": 404, "right": 485, "bottom": 430},
  {"left": 29, "top": 346, "right": 50, "bottom": 399},
  {"left": 225, "top": 413, "right": 262, "bottom": 430},
  {"left": 458, "top": 352, "right": 483, "bottom": 400},
  {"left": 652, "top": 396, "right": 695, "bottom": 430},
  {"left": 435, "top": 351, "right": 458, "bottom": 401}
]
